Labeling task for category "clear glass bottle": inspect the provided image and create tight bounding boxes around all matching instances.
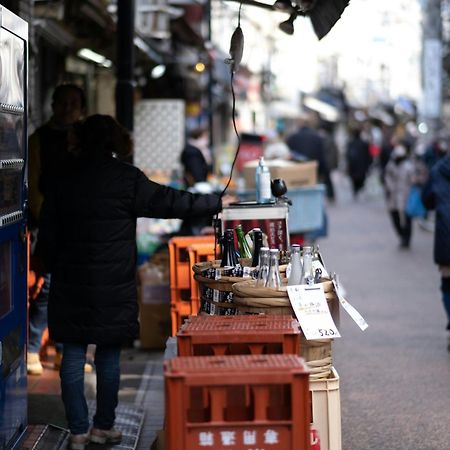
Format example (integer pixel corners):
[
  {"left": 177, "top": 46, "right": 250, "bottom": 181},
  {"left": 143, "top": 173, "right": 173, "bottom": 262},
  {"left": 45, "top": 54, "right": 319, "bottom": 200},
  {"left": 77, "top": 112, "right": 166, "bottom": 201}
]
[
  {"left": 256, "top": 247, "right": 270, "bottom": 287},
  {"left": 220, "top": 229, "right": 239, "bottom": 267},
  {"left": 288, "top": 244, "right": 302, "bottom": 286},
  {"left": 235, "top": 224, "right": 252, "bottom": 259},
  {"left": 251, "top": 228, "right": 264, "bottom": 267},
  {"left": 300, "top": 245, "right": 314, "bottom": 285},
  {"left": 255, "top": 157, "right": 272, "bottom": 204},
  {"left": 267, "top": 249, "right": 281, "bottom": 289}
]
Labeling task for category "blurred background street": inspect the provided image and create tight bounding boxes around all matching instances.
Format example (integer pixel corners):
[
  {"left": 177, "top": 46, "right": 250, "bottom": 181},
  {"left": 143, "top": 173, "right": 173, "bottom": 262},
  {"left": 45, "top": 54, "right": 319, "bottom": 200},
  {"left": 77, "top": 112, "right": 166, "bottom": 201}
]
[{"left": 325, "top": 171, "right": 450, "bottom": 450}]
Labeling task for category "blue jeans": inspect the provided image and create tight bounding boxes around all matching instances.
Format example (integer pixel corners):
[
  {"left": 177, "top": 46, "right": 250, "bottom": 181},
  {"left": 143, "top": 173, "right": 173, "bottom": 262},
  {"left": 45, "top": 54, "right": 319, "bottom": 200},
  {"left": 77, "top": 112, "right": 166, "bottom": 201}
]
[
  {"left": 60, "top": 344, "right": 121, "bottom": 434},
  {"left": 28, "top": 273, "right": 63, "bottom": 353}
]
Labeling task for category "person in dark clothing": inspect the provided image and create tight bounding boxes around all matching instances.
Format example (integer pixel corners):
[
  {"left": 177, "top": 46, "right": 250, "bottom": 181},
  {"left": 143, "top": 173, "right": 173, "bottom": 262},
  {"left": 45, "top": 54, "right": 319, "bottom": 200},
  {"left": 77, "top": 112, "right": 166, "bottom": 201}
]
[
  {"left": 180, "top": 127, "right": 212, "bottom": 187},
  {"left": 286, "top": 114, "right": 335, "bottom": 200},
  {"left": 378, "top": 125, "right": 395, "bottom": 187},
  {"left": 346, "top": 128, "right": 372, "bottom": 197},
  {"left": 37, "top": 115, "right": 224, "bottom": 449},
  {"left": 27, "top": 83, "right": 86, "bottom": 375},
  {"left": 422, "top": 153, "right": 450, "bottom": 338},
  {"left": 179, "top": 127, "right": 215, "bottom": 235}
]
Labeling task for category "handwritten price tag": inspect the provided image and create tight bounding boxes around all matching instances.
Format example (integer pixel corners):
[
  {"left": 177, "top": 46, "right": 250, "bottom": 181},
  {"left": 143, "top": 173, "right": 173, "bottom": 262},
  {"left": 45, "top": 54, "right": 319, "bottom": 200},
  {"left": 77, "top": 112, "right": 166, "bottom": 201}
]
[
  {"left": 287, "top": 284, "right": 341, "bottom": 340},
  {"left": 332, "top": 280, "right": 368, "bottom": 331}
]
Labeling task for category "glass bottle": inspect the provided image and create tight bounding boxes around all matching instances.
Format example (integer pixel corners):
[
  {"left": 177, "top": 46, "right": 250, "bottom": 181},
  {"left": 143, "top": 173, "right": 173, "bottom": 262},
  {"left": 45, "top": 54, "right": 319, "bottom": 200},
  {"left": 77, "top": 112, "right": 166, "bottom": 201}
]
[
  {"left": 255, "top": 157, "right": 272, "bottom": 204},
  {"left": 235, "top": 224, "right": 252, "bottom": 259},
  {"left": 251, "top": 228, "right": 263, "bottom": 267},
  {"left": 256, "top": 247, "right": 270, "bottom": 287},
  {"left": 267, "top": 249, "right": 281, "bottom": 289},
  {"left": 300, "top": 245, "right": 314, "bottom": 285},
  {"left": 220, "top": 229, "right": 239, "bottom": 267},
  {"left": 288, "top": 244, "right": 302, "bottom": 286}
]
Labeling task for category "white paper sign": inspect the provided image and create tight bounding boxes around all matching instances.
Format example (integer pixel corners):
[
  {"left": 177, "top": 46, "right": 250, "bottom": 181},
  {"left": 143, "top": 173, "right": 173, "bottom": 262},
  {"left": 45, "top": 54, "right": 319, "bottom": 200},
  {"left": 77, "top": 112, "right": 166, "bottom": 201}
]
[
  {"left": 332, "top": 280, "right": 369, "bottom": 331},
  {"left": 312, "top": 259, "right": 329, "bottom": 278},
  {"left": 287, "top": 284, "right": 341, "bottom": 340}
]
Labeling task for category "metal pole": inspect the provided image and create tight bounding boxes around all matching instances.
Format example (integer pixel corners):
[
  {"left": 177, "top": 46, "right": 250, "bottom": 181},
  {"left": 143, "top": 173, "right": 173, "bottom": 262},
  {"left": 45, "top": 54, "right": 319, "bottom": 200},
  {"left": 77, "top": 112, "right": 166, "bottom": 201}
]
[
  {"left": 205, "top": 0, "right": 214, "bottom": 152},
  {"left": 116, "top": 0, "right": 135, "bottom": 139},
  {"left": 421, "top": 0, "right": 443, "bottom": 142}
]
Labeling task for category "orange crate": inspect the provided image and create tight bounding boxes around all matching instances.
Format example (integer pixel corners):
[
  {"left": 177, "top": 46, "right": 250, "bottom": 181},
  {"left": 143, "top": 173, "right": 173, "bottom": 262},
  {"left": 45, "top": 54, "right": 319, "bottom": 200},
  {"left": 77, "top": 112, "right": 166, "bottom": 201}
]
[
  {"left": 168, "top": 236, "right": 216, "bottom": 290},
  {"left": 168, "top": 236, "right": 216, "bottom": 335},
  {"left": 187, "top": 243, "right": 219, "bottom": 316},
  {"left": 177, "top": 315, "right": 300, "bottom": 356},
  {"left": 165, "top": 354, "right": 310, "bottom": 450}
]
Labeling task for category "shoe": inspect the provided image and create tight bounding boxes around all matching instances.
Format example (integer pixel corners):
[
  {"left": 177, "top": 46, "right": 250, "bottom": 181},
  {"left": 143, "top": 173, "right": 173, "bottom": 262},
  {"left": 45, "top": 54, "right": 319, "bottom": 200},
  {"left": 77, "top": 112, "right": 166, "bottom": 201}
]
[
  {"left": 53, "top": 352, "right": 94, "bottom": 373},
  {"left": 90, "top": 427, "right": 122, "bottom": 445},
  {"left": 27, "top": 352, "right": 43, "bottom": 375},
  {"left": 69, "top": 433, "right": 90, "bottom": 450}
]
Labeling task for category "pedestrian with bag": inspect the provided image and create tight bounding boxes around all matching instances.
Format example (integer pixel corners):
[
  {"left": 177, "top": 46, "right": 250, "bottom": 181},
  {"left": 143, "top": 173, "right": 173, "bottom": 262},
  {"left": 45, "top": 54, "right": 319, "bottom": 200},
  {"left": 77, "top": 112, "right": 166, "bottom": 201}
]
[
  {"left": 384, "top": 139, "right": 415, "bottom": 249},
  {"left": 36, "top": 115, "right": 229, "bottom": 450}
]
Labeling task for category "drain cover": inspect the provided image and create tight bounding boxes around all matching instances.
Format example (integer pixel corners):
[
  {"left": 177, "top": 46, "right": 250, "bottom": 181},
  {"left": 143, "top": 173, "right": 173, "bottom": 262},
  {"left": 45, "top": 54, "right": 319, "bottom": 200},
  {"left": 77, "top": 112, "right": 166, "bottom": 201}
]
[{"left": 21, "top": 403, "right": 144, "bottom": 450}]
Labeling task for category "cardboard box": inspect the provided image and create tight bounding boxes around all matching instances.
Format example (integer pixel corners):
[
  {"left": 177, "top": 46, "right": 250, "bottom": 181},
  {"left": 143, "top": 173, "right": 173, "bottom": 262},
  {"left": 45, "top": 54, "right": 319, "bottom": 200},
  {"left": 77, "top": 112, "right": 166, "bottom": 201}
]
[
  {"left": 138, "top": 254, "right": 171, "bottom": 349},
  {"left": 151, "top": 430, "right": 166, "bottom": 450},
  {"left": 243, "top": 159, "right": 318, "bottom": 189}
]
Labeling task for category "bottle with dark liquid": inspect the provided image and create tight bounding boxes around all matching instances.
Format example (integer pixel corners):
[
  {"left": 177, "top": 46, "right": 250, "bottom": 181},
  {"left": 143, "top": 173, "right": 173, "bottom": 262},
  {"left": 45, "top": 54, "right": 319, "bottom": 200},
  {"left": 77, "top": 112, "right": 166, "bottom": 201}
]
[
  {"left": 251, "top": 228, "right": 264, "bottom": 267},
  {"left": 220, "top": 229, "right": 239, "bottom": 267}
]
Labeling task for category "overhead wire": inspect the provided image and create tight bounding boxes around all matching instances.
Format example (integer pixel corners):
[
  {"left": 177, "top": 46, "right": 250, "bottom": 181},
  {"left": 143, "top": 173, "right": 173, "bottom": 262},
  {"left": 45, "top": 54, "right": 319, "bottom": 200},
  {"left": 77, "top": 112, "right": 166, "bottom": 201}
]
[{"left": 214, "top": 1, "right": 244, "bottom": 260}]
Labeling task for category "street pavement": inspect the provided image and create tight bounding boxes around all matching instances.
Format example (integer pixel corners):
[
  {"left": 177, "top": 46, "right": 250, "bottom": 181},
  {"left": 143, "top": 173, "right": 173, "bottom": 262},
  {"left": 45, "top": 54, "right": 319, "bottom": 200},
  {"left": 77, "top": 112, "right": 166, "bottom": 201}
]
[{"left": 322, "top": 171, "right": 450, "bottom": 450}]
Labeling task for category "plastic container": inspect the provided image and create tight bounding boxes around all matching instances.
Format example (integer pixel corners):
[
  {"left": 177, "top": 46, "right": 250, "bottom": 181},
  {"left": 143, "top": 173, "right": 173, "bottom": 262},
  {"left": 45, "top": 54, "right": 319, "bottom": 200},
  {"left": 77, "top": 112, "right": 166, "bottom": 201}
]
[
  {"left": 164, "top": 354, "right": 310, "bottom": 450},
  {"left": 168, "top": 236, "right": 216, "bottom": 335},
  {"left": 309, "top": 366, "right": 341, "bottom": 450},
  {"left": 288, "top": 185, "right": 325, "bottom": 233},
  {"left": 187, "top": 243, "right": 218, "bottom": 316},
  {"left": 177, "top": 314, "right": 300, "bottom": 356}
]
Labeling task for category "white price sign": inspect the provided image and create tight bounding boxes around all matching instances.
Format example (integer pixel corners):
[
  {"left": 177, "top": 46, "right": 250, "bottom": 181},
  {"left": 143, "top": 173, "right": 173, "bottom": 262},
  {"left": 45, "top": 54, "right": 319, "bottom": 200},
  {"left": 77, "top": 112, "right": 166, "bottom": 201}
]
[
  {"left": 287, "top": 284, "right": 341, "bottom": 340},
  {"left": 332, "top": 280, "right": 369, "bottom": 331}
]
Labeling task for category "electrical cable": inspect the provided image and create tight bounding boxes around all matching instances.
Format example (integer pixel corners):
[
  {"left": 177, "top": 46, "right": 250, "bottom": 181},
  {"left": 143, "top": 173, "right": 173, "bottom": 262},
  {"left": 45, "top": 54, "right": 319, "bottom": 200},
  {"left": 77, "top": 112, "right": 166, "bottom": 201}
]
[{"left": 213, "top": 1, "right": 244, "bottom": 260}]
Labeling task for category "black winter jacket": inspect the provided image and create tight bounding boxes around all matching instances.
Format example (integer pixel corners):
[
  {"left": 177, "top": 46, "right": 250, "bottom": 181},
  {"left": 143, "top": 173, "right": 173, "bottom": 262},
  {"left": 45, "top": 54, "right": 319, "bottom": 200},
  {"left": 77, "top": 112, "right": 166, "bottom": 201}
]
[
  {"left": 38, "top": 156, "right": 221, "bottom": 346},
  {"left": 422, "top": 154, "right": 450, "bottom": 266}
]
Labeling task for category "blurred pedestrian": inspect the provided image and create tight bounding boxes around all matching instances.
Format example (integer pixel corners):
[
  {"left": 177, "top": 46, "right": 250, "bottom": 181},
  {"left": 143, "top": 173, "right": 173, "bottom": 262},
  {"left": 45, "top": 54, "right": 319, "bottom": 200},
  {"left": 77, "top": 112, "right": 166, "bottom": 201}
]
[
  {"left": 36, "top": 115, "right": 226, "bottom": 449},
  {"left": 286, "top": 112, "right": 335, "bottom": 201},
  {"left": 421, "top": 152, "right": 450, "bottom": 341},
  {"left": 180, "top": 127, "right": 212, "bottom": 188},
  {"left": 263, "top": 129, "right": 291, "bottom": 160},
  {"left": 384, "top": 140, "right": 415, "bottom": 249},
  {"left": 345, "top": 127, "right": 372, "bottom": 198},
  {"left": 27, "top": 83, "right": 86, "bottom": 375},
  {"left": 179, "top": 127, "right": 216, "bottom": 235}
]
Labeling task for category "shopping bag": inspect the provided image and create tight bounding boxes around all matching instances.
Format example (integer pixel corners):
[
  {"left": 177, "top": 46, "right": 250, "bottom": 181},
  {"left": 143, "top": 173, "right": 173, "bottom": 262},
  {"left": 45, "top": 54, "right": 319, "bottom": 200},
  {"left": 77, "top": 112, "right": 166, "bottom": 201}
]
[{"left": 406, "top": 185, "right": 427, "bottom": 218}]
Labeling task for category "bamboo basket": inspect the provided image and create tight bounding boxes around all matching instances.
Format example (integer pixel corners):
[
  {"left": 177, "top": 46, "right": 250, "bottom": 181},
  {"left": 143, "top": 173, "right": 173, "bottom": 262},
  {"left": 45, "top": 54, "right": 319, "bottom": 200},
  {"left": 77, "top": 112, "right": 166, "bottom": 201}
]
[
  {"left": 232, "top": 278, "right": 338, "bottom": 379},
  {"left": 193, "top": 260, "right": 254, "bottom": 316}
]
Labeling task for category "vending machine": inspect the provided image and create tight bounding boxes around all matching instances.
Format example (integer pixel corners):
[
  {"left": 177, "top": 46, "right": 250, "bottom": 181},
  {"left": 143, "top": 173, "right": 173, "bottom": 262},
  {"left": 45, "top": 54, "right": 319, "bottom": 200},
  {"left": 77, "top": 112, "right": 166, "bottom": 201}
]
[{"left": 0, "top": 6, "right": 28, "bottom": 450}]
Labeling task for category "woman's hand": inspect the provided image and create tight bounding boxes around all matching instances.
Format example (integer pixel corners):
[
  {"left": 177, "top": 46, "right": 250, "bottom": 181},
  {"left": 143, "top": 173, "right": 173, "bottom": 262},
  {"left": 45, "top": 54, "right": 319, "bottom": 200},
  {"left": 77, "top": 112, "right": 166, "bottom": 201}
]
[{"left": 221, "top": 194, "right": 238, "bottom": 207}]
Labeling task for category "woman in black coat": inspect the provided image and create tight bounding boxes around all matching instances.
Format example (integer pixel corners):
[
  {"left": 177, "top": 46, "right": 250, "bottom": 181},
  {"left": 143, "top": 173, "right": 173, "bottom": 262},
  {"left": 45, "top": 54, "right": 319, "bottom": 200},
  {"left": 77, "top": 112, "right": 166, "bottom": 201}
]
[
  {"left": 346, "top": 128, "right": 372, "bottom": 198},
  {"left": 38, "top": 115, "right": 222, "bottom": 448},
  {"left": 422, "top": 153, "right": 450, "bottom": 335}
]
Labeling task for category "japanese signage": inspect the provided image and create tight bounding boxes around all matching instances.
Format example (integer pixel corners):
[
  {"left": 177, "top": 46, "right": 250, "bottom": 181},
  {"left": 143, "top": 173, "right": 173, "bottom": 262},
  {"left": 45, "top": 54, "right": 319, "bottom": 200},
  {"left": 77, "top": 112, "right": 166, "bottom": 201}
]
[
  {"left": 190, "top": 426, "right": 290, "bottom": 450},
  {"left": 287, "top": 284, "right": 341, "bottom": 340}
]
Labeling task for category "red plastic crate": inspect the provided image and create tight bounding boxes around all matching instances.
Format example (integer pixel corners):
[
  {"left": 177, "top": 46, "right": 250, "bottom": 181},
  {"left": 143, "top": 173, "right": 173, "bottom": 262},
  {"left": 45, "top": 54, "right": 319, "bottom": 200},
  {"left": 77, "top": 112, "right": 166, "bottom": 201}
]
[
  {"left": 168, "top": 236, "right": 216, "bottom": 336},
  {"left": 164, "top": 354, "right": 310, "bottom": 450},
  {"left": 177, "top": 315, "right": 300, "bottom": 356}
]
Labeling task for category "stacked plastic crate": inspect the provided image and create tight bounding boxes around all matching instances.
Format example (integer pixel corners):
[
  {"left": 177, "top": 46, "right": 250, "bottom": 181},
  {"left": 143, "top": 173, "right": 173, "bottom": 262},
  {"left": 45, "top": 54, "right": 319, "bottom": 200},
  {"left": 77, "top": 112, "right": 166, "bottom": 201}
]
[{"left": 165, "top": 315, "right": 313, "bottom": 450}]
